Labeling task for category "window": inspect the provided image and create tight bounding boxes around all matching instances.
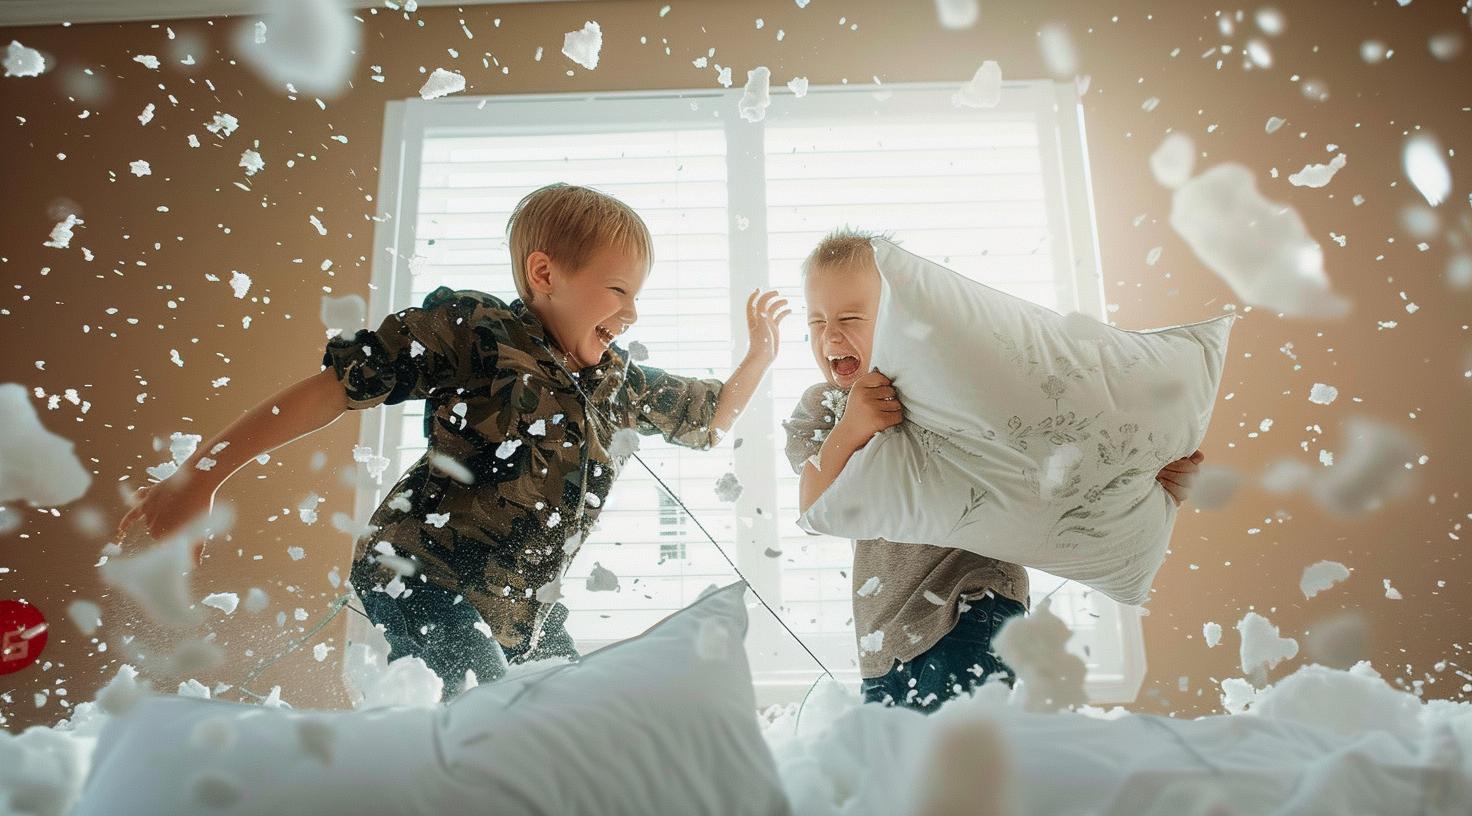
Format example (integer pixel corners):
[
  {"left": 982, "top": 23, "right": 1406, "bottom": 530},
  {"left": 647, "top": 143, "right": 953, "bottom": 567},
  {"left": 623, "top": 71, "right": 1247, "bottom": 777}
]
[{"left": 345, "top": 83, "right": 1146, "bottom": 705}]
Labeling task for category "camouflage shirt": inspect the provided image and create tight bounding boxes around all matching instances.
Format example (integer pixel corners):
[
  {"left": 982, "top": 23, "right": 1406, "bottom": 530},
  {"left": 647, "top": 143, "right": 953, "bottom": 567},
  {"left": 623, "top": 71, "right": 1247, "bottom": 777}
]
[
  {"left": 783, "top": 382, "right": 1030, "bottom": 678},
  {"left": 322, "top": 286, "right": 724, "bottom": 654}
]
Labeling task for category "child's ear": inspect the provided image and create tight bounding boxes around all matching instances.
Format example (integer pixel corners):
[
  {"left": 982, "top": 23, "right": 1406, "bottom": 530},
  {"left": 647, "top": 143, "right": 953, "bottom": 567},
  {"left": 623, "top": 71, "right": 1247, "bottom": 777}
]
[{"left": 525, "top": 251, "right": 555, "bottom": 298}]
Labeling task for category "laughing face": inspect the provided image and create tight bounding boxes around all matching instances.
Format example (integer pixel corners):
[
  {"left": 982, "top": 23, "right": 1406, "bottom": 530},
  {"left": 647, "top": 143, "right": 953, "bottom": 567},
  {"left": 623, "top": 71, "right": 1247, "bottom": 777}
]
[
  {"left": 804, "top": 256, "right": 882, "bottom": 390},
  {"left": 524, "top": 243, "right": 647, "bottom": 369}
]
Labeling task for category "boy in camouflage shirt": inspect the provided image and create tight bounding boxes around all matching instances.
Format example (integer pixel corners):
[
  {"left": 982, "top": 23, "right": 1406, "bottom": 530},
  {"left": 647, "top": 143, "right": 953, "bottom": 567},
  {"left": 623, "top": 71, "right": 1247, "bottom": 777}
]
[
  {"left": 323, "top": 184, "right": 790, "bottom": 693},
  {"left": 121, "top": 183, "right": 789, "bottom": 699}
]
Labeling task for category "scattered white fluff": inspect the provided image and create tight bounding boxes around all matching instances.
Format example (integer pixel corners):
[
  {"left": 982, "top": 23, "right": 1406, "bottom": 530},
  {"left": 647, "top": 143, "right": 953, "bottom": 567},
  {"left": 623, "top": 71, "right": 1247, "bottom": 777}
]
[
  {"left": 495, "top": 438, "right": 521, "bottom": 459},
  {"left": 0, "top": 383, "right": 93, "bottom": 506},
  {"left": 128, "top": 159, "right": 151, "bottom": 177},
  {"left": 96, "top": 663, "right": 153, "bottom": 717},
  {"left": 1308, "top": 382, "right": 1339, "bottom": 405},
  {"left": 342, "top": 642, "right": 443, "bottom": 710},
  {"left": 243, "top": 587, "right": 270, "bottom": 613},
  {"left": 1149, "top": 132, "right": 1195, "bottom": 189},
  {"left": 1288, "top": 153, "right": 1347, "bottom": 188},
  {"left": 178, "top": 679, "right": 211, "bottom": 699},
  {"left": 132, "top": 54, "right": 160, "bottom": 70},
  {"left": 424, "top": 511, "right": 450, "bottom": 528},
  {"left": 201, "top": 592, "right": 240, "bottom": 615},
  {"left": 99, "top": 509, "right": 238, "bottom": 628},
  {"left": 1310, "top": 417, "right": 1419, "bottom": 517},
  {"left": 4, "top": 40, "right": 47, "bottom": 77},
  {"left": 1403, "top": 133, "right": 1452, "bottom": 206},
  {"left": 1170, "top": 163, "right": 1350, "bottom": 317},
  {"left": 1203, "top": 620, "right": 1222, "bottom": 647},
  {"left": 1300, "top": 560, "right": 1351, "bottom": 599},
  {"left": 229, "top": 270, "right": 252, "bottom": 298},
  {"left": 287, "top": 546, "right": 305, "bottom": 561},
  {"left": 42, "top": 213, "right": 83, "bottom": 249},
  {"left": 319, "top": 294, "right": 366, "bottom": 335},
  {"left": 992, "top": 597, "right": 1088, "bottom": 712},
  {"left": 714, "top": 472, "right": 744, "bottom": 502},
  {"left": 952, "top": 60, "right": 1002, "bottom": 109},
  {"left": 233, "top": 0, "right": 361, "bottom": 96},
  {"left": 1265, "top": 115, "right": 1286, "bottom": 133},
  {"left": 856, "top": 576, "right": 882, "bottom": 597},
  {"left": 1237, "top": 611, "right": 1299, "bottom": 678},
  {"left": 429, "top": 451, "right": 475, "bottom": 484},
  {"left": 1037, "top": 22, "right": 1077, "bottom": 76},
  {"left": 1383, "top": 578, "right": 1403, "bottom": 600},
  {"left": 239, "top": 148, "right": 265, "bottom": 176},
  {"left": 585, "top": 561, "right": 620, "bottom": 592},
  {"left": 526, "top": 418, "right": 547, "bottom": 436},
  {"left": 562, "top": 21, "right": 603, "bottom": 70},
  {"left": 738, "top": 66, "right": 772, "bottom": 122},
  {"left": 858, "top": 629, "right": 884, "bottom": 654},
  {"left": 626, "top": 339, "right": 650, "bottom": 361},
  {"left": 934, "top": 0, "right": 980, "bottom": 28},
  {"left": 284, "top": 491, "right": 319, "bottom": 526},
  {"left": 787, "top": 76, "right": 809, "bottom": 97},
  {"left": 1219, "top": 676, "right": 1259, "bottom": 714},
  {"left": 609, "top": 427, "right": 641, "bottom": 458},
  {"left": 418, "top": 67, "right": 465, "bottom": 100},
  {"left": 205, "top": 112, "right": 239, "bottom": 138},
  {"left": 67, "top": 600, "right": 102, "bottom": 635}
]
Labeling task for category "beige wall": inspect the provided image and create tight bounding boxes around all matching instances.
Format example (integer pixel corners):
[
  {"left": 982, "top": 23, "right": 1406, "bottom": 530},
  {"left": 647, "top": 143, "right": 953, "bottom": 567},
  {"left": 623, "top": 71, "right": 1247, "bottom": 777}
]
[{"left": 2, "top": 0, "right": 1468, "bottom": 731}]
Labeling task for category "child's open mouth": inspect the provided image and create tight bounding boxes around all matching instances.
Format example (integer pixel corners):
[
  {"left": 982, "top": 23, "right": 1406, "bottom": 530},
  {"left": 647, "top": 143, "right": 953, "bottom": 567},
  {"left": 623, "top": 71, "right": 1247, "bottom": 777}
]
[
  {"left": 828, "top": 354, "right": 860, "bottom": 377},
  {"left": 595, "top": 324, "right": 616, "bottom": 348}
]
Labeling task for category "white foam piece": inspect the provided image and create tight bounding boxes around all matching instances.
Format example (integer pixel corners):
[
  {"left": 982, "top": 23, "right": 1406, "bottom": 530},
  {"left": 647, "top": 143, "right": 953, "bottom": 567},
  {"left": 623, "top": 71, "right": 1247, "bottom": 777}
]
[
  {"left": 738, "top": 66, "right": 772, "bottom": 122},
  {"left": 319, "top": 294, "right": 366, "bottom": 335},
  {"left": 1170, "top": 163, "right": 1350, "bottom": 317},
  {"left": 1288, "top": 152, "right": 1347, "bottom": 188},
  {"left": 1404, "top": 133, "right": 1452, "bottom": 206},
  {"left": 233, "top": 0, "right": 361, "bottom": 96},
  {"left": 933, "top": 0, "right": 980, "bottom": 29},
  {"left": 952, "top": 60, "right": 1002, "bottom": 109},
  {"left": 1237, "top": 610, "right": 1299, "bottom": 678},
  {"left": 562, "top": 21, "right": 602, "bottom": 70},
  {"left": 1149, "top": 132, "right": 1195, "bottom": 189},
  {"left": 1300, "top": 560, "right": 1351, "bottom": 599},
  {"left": 0, "top": 383, "right": 92, "bottom": 506},
  {"left": 418, "top": 67, "right": 465, "bottom": 100},
  {"left": 4, "top": 40, "right": 46, "bottom": 76}
]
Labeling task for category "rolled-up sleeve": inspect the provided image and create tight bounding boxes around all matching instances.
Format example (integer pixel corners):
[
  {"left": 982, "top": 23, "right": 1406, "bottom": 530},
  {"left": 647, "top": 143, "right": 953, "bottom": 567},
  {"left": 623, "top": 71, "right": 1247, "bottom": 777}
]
[
  {"left": 628, "top": 364, "right": 726, "bottom": 450},
  {"left": 782, "top": 383, "right": 837, "bottom": 475},
  {"left": 321, "top": 285, "right": 472, "bottom": 410}
]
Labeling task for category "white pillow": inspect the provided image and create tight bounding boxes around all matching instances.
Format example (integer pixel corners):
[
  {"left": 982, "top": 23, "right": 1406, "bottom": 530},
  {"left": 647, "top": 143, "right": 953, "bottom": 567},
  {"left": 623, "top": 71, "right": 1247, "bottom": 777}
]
[
  {"left": 75, "top": 582, "right": 790, "bottom": 816},
  {"left": 800, "top": 240, "right": 1233, "bottom": 606}
]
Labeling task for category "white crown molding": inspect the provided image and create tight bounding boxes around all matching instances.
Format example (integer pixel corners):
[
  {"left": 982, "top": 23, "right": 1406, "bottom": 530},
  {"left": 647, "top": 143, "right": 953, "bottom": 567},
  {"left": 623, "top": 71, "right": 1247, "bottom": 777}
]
[{"left": 0, "top": 0, "right": 581, "bottom": 28}]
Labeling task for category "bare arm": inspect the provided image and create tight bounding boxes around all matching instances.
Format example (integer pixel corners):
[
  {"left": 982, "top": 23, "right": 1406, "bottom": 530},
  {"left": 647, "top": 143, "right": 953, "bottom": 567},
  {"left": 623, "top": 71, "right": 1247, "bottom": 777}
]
[
  {"left": 711, "top": 289, "right": 790, "bottom": 438},
  {"left": 181, "top": 368, "right": 349, "bottom": 492},
  {"left": 710, "top": 351, "right": 772, "bottom": 438},
  {"left": 114, "top": 369, "right": 350, "bottom": 545}
]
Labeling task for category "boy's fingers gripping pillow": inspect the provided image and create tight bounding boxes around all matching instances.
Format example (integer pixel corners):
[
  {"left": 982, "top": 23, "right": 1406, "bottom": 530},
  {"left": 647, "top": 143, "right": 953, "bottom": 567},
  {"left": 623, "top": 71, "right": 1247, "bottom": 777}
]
[{"left": 799, "top": 239, "right": 1233, "bottom": 606}]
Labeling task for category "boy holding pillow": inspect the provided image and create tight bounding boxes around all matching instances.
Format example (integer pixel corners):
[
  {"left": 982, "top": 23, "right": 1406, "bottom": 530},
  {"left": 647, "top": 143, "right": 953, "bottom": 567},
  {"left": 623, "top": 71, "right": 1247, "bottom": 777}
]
[{"left": 783, "top": 228, "right": 1203, "bottom": 713}]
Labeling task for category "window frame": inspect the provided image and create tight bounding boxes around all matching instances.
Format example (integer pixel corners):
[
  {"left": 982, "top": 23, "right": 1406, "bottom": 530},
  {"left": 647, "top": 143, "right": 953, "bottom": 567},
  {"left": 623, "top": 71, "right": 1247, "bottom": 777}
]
[{"left": 343, "top": 81, "right": 1147, "bottom": 706}]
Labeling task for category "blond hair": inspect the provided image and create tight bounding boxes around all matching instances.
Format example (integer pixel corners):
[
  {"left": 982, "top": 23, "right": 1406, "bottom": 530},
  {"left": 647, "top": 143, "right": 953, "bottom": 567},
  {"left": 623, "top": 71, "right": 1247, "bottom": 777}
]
[
  {"left": 801, "top": 226, "right": 892, "bottom": 276},
  {"left": 506, "top": 183, "right": 654, "bottom": 302}
]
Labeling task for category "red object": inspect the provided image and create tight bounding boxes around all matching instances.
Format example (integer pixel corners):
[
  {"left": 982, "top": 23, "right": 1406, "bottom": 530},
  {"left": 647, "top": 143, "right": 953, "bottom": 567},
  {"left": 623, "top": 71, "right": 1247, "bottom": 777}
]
[{"left": 0, "top": 600, "right": 48, "bottom": 675}]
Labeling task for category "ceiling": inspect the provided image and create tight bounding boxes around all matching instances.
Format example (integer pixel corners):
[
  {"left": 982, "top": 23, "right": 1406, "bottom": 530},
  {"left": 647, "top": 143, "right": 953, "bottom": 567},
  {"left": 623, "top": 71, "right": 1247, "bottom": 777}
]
[{"left": 0, "top": 0, "right": 578, "bottom": 27}]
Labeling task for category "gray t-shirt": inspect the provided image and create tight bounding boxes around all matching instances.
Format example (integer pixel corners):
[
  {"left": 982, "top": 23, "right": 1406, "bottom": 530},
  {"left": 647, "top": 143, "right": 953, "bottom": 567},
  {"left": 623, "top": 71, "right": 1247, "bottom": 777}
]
[{"left": 783, "top": 383, "right": 1031, "bottom": 678}]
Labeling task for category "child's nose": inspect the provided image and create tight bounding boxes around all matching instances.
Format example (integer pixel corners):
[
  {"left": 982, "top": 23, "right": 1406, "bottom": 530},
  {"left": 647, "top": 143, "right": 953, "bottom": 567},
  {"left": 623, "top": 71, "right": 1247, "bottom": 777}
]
[{"left": 619, "top": 300, "right": 638, "bottom": 329}]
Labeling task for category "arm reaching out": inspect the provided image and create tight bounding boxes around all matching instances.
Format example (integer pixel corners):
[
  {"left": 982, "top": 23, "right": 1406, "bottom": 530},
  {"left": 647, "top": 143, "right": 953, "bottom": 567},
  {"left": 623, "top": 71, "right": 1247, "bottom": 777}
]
[
  {"left": 710, "top": 289, "right": 790, "bottom": 437},
  {"left": 113, "top": 369, "right": 349, "bottom": 556}
]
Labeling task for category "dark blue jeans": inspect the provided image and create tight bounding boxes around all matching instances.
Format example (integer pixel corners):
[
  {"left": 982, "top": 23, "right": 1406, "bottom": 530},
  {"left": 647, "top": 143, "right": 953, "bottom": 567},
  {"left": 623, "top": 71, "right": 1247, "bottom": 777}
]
[
  {"left": 860, "top": 592, "right": 1027, "bottom": 714},
  {"left": 356, "top": 578, "right": 579, "bottom": 699}
]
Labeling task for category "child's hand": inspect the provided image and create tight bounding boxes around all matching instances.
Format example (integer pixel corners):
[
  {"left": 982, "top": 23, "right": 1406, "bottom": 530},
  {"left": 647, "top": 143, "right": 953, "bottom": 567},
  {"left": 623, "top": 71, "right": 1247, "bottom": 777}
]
[
  {"left": 745, "top": 288, "right": 791, "bottom": 364},
  {"left": 1156, "top": 449, "right": 1204, "bottom": 506},
  {"left": 113, "top": 477, "right": 216, "bottom": 564},
  {"left": 834, "top": 370, "right": 904, "bottom": 449}
]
